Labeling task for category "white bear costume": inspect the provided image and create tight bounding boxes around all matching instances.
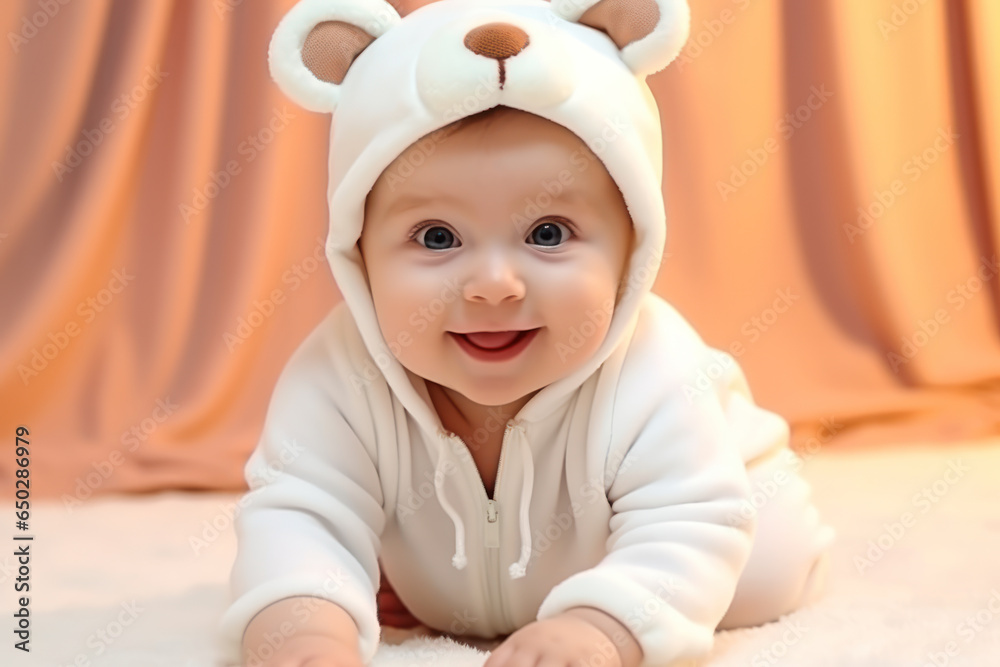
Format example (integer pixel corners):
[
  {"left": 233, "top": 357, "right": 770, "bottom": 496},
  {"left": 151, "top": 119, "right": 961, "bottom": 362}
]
[{"left": 218, "top": 0, "right": 835, "bottom": 665}]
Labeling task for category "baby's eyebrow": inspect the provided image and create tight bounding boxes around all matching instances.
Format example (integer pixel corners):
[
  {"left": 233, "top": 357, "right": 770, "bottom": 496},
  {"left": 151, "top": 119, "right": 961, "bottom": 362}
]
[
  {"left": 383, "top": 192, "right": 437, "bottom": 217},
  {"left": 381, "top": 186, "right": 590, "bottom": 220}
]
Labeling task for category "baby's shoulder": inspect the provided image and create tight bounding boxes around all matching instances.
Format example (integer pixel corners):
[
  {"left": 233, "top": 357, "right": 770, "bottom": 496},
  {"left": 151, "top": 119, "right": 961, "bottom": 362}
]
[
  {"left": 620, "top": 293, "right": 723, "bottom": 388},
  {"left": 277, "top": 302, "right": 385, "bottom": 399}
]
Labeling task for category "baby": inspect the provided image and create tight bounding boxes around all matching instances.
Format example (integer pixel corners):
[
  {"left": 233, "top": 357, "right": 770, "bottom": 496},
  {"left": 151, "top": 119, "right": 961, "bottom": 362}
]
[{"left": 219, "top": 1, "right": 834, "bottom": 666}]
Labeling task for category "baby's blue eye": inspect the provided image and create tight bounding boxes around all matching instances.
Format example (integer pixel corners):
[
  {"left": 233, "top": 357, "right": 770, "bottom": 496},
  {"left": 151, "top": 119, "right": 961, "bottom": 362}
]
[
  {"left": 528, "top": 220, "right": 570, "bottom": 247},
  {"left": 411, "top": 219, "right": 572, "bottom": 250},
  {"left": 415, "top": 225, "right": 458, "bottom": 250}
]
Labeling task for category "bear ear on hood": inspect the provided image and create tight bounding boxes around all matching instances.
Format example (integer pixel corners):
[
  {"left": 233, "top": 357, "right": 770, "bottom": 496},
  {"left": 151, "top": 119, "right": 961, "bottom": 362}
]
[
  {"left": 551, "top": 0, "right": 690, "bottom": 77},
  {"left": 269, "top": 0, "right": 401, "bottom": 113}
]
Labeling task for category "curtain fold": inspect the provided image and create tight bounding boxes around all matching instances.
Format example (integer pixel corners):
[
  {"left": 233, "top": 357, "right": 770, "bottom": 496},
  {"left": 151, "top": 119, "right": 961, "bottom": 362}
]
[{"left": 1, "top": 0, "right": 998, "bottom": 499}]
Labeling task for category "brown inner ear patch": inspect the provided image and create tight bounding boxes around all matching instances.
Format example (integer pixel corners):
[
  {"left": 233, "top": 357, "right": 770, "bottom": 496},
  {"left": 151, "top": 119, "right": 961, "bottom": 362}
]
[
  {"left": 463, "top": 23, "right": 530, "bottom": 90},
  {"left": 579, "top": 0, "right": 661, "bottom": 50},
  {"left": 302, "top": 20, "right": 376, "bottom": 85}
]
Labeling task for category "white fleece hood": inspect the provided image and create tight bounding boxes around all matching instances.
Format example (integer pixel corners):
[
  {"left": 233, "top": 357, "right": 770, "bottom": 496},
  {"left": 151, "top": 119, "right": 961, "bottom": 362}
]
[{"left": 268, "top": 0, "right": 690, "bottom": 583}]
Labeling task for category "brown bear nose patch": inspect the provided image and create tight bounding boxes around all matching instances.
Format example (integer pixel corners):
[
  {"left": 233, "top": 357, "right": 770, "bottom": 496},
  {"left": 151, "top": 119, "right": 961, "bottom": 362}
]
[
  {"left": 464, "top": 23, "right": 530, "bottom": 59},
  {"left": 463, "top": 23, "right": 530, "bottom": 90}
]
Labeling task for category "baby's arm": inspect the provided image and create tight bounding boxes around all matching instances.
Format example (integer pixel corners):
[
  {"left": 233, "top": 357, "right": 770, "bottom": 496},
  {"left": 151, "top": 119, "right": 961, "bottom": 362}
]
[
  {"left": 529, "top": 316, "right": 782, "bottom": 666},
  {"left": 242, "top": 596, "right": 362, "bottom": 667},
  {"left": 218, "top": 318, "right": 388, "bottom": 666}
]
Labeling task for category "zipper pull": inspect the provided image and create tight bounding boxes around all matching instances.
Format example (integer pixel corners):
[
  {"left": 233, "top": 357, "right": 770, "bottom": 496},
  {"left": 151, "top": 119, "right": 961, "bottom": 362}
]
[{"left": 485, "top": 499, "right": 499, "bottom": 548}]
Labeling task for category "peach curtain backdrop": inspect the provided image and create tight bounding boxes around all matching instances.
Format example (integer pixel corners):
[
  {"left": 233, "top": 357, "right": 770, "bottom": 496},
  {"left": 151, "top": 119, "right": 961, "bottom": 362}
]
[{"left": 1, "top": 0, "right": 998, "bottom": 500}]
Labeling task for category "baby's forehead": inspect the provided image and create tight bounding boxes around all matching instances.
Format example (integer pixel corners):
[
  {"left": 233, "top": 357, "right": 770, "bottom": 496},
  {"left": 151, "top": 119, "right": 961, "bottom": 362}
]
[{"left": 375, "top": 108, "right": 611, "bottom": 194}]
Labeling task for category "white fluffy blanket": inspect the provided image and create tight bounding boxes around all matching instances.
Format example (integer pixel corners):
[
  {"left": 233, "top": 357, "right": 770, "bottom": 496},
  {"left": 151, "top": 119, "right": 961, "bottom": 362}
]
[{"left": 8, "top": 441, "right": 1000, "bottom": 666}]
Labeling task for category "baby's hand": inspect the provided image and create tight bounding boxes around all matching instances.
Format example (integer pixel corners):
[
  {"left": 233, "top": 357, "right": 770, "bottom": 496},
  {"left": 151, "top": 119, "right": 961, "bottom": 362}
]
[
  {"left": 246, "top": 633, "right": 364, "bottom": 667},
  {"left": 483, "top": 613, "right": 625, "bottom": 667}
]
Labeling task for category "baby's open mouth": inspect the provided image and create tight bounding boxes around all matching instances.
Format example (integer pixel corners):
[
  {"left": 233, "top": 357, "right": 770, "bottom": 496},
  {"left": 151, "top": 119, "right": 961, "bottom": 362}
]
[
  {"left": 450, "top": 328, "right": 541, "bottom": 352},
  {"left": 448, "top": 327, "right": 541, "bottom": 361}
]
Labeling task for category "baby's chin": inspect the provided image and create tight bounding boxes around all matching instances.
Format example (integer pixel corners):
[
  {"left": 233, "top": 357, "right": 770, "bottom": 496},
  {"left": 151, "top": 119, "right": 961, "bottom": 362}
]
[
  {"left": 402, "top": 363, "right": 543, "bottom": 408},
  {"left": 429, "top": 374, "right": 543, "bottom": 406}
]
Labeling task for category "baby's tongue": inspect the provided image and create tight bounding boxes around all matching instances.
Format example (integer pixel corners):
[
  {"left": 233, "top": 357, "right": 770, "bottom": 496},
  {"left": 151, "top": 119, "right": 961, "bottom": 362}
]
[{"left": 464, "top": 331, "right": 520, "bottom": 350}]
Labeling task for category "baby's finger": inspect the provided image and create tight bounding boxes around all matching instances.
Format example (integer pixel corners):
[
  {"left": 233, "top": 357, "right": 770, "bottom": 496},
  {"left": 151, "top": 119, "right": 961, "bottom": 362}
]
[{"left": 483, "top": 640, "right": 517, "bottom": 667}]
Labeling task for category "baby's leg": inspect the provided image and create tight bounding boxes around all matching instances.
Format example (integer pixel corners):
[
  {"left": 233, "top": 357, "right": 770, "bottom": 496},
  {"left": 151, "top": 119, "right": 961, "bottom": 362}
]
[{"left": 717, "top": 449, "right": 835, "bottom": 630}]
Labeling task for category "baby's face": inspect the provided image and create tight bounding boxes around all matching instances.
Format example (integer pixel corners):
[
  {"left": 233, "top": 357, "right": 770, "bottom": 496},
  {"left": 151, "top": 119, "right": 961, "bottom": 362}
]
[{"left": 359, "top": 108, "right": 633, "bottom": 408}]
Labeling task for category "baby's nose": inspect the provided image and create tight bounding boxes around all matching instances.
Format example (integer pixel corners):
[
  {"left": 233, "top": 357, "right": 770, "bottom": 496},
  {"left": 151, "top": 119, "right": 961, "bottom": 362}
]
[{"left": 464, "top": 23, "right": 530, "bottom": 60}]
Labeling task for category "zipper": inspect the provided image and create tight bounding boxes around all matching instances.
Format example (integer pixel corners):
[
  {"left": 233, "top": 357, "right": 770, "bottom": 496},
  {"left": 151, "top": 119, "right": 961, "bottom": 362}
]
[
  {"left": 485, "top": 498, "right": 499, "bottom": 548},
  {"left": 446, "top": 419, "right": 517, "bottom": 630}
]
